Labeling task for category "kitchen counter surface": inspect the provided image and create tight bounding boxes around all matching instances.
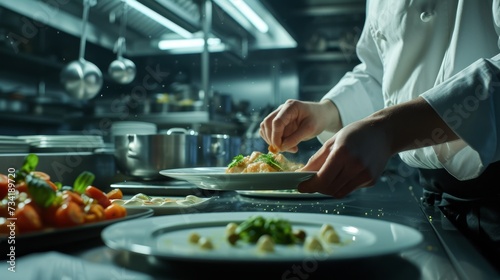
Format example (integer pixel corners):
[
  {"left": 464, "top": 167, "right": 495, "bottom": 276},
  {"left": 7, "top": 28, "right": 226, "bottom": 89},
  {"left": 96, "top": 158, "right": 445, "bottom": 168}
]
[{"left": 1, "top": 165, "right": 499, "bottom": 280}]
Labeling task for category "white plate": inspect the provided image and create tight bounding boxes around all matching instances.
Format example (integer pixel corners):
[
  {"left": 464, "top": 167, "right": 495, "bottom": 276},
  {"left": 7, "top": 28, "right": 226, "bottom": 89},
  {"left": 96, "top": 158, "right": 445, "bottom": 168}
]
[
  {"left": 102, "top": 212, "right": 423, "bottom": 263},
  {"left": 114, "top": 195, "right": 213, "bottom": 215},
  {"left": 111, "top": 180, "right": 201, "bottom": 196},
  {"left": 237, "top": 190, "right": 332, "bottom": 199},
  {"left": 160, "top": 167, "right": 316, "bottom": 191}
]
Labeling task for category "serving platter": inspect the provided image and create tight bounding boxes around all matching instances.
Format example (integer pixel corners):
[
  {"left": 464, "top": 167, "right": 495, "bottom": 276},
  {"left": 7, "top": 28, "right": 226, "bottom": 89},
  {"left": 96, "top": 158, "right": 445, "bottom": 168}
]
[
  {"left": 0, "top": 208, "right": 153, "bottom": 256},
  {"left": 102, "top": 211, "right": 423, "bottom": 263},
  {"left": 160, "top": 167, "right": 316, "bottom": 191}
]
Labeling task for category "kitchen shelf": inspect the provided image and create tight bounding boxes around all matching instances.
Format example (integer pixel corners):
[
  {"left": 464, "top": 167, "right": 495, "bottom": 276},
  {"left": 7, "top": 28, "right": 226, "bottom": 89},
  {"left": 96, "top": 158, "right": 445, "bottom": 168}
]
[
  {"left": 0, "top": 47, "right": 65, "bottom": 70},
  {"left": 65, "top": 111, "right": 243, "bottom": 134},
  {"left": 298, "top": 52, "right": 358, "bottom": 62}
]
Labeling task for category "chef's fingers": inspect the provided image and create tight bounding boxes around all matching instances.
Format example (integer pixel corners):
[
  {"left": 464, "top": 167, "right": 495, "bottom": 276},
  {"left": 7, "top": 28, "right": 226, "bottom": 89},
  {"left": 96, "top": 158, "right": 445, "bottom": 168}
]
[
  {"left": 298, "top": 144, "right": 335, "bottom": 193},
  {"left": 259, "top": 108, "right": 280, "bottom": 145}
]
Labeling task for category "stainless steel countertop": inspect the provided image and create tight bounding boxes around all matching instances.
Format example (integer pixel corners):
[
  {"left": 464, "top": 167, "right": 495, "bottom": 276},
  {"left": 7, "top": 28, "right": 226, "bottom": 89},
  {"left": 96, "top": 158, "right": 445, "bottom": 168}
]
[
  {"left": 70, "top": 169, "right": 499, "bottom": 279},
  {"left": 1, "top": 158, "right": 498, "bottom": 279}
]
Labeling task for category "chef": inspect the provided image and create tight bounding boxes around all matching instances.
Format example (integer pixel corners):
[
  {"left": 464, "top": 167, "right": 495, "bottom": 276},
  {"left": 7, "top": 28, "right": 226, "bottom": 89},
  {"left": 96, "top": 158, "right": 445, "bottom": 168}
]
[{"left": 260, "top": 0, "right": 500, "bottom": 264}]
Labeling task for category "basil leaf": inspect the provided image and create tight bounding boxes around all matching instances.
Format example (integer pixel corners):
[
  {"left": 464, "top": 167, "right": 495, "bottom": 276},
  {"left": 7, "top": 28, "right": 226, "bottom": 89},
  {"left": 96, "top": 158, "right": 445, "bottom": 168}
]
[
  {"left": 16, "top": 153, "right": 39, "bottom": 181},
  {"left": 26, "top": 174, "right": 56, "bottom": 208},
  {"left": 73, "top": 171, "right": 95, "bottom": 194}
]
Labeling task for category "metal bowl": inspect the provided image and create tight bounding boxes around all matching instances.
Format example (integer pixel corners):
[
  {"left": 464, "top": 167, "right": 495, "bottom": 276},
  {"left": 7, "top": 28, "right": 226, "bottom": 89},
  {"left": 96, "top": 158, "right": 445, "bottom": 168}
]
[{"left": 114, "top": 132, "right": 198, "bottom": 180}]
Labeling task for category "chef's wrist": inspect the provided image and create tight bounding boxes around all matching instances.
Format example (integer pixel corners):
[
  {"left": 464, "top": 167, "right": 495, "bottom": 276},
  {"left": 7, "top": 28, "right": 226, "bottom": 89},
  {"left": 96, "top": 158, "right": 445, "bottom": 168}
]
[{"left": 319, "top": 99, "right": 343, "bottom": 133}]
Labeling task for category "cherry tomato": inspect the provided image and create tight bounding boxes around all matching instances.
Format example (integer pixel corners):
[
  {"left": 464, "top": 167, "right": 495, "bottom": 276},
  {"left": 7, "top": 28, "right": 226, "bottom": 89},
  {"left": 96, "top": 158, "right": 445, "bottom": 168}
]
[
  {"left": 0, "top": 174, "right": 8, "bottom": 200},
  {"left": 62, "top": 190, "right": 84, "bottom": 206},
  {"left": 85, "top": 204, "right": 105, "bottom": 223},
  {"left": 41, "top": 205, "right": 59, "bottom": 227},
  {"left": 104, "top": 204, "right": 127, "bottom": 220},
  {"left": 55, "top": 201, "right": 84, "bottom": 227},
  {"left": 0, "top": 203, "right": 8, "bottom": 218},
  {"left": 0, "top": 217, "right": 17, "bottom": 236},
  {"left": 46, "top": 180, "right": 59, "bottom": 191},
  {"left": 106, "top": 188, "right": 123, "bottom": 200},
  {"left": 15, "top": 203, "right": 43, "bottom": 233},
  {"left": 85, "top": 186, "right": 111, "bottom": 208},
  {"left": 30, "top": 171, "right": 51, "bottom": 181},
  {"left": 16, "top": 181, "right": 28, "bottom": 194}
]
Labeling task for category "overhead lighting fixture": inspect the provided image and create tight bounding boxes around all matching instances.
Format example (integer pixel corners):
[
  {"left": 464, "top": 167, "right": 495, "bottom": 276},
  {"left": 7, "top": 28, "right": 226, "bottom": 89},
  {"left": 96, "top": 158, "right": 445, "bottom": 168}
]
[
  {"left": 158, "top": 38, "right": 222, "bottom": 50},
  {"left": 125, "top": 0, "right": 192, "bottom": 38},
  {"left": 230, "top": 0, "right": 269, "bottom": 33},
  {"left": 214, "top": 0, "right": 269, "bottom": 34}
]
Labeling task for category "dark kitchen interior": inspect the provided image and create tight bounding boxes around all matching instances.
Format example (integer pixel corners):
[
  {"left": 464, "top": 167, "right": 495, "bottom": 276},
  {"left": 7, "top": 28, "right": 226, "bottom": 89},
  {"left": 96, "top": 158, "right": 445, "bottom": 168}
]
[{"left": 0, "top": 1, "right": 499, "bottom": 279}]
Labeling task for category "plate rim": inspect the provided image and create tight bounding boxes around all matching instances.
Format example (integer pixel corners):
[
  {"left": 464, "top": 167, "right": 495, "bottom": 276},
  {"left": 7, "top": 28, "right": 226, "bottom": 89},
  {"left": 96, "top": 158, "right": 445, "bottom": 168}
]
[
  {"left": 236, "top": 190, "right": 332, "bottom": 199},
  {"left": 102, "top": 211, "right": 423, "bottom": 263},
  {"left": 159, "top": 167, "right": 317, "bottom": 191}
]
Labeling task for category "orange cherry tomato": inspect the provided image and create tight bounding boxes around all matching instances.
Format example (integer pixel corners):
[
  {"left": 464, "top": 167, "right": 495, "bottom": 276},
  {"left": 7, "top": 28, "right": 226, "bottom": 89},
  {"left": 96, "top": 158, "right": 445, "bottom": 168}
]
[
  {"left": 62, "top": 190, "right": 84, "bottom": 206},
  {"left": 46, "top": 180, "right": 59, "bottom": 191},
  {"left": 0, "top": 174, "right": 8, "bottom": 200},
  {"left": 85, "top": 186, "right": 111, "bottom": 208},
  {"left": 30, "top": 171, "right": 51, "bottom": 181},
  {"left": 106, "top": 188, "right": 123, "bottom": 200},
  {"left": 104, "top": 204, "right": 127, "bottom": 220},
  {"left": 55, "top": 201, "right": 84, "bottom": 227},
  {"left": 83, "top": 204, "right": 105, "bottom": 224},
  {"left": 15, "top": 203, "right": 43, "bottom": 233}
]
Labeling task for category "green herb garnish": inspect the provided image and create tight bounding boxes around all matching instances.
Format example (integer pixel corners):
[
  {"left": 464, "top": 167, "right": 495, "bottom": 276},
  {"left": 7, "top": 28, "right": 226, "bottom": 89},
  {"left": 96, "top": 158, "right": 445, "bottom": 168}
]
[
  {"left": 236, "top": 215, "right": 299, "bottom": 244},
  {"left": 257, "top": 153, "right": 283, "bottom": 171},
  {"left": 26, "top": 174, "right": 56, "bottom": 208},
  {"left": 228, "top": 154, "right": 245, "bottom": 168},
  {"left": 73, "top": 171, "right": 95, "bottom": 194},
  {"left": 16, "top": 153, "right": 39, "bottom": 181}
]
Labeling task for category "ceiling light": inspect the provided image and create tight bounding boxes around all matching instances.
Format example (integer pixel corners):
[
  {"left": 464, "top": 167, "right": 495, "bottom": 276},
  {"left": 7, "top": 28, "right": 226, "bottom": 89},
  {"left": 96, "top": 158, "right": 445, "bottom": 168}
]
[
  {"left": 214, "top": 0, "right": 269, "bottom": 34},
  {"left": 125, "top": 0, "right": 192, "bottom": 38},
  {"left": 230, "top": 0, "right": 269, "bottom": 33},
  {"left": 158, "top": 38, "right": 222, "bottom": 50}
]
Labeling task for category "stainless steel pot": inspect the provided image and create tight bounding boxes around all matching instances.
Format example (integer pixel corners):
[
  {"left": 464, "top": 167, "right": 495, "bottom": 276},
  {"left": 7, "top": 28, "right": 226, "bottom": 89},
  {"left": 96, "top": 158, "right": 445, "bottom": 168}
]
[
  {"left": 199, "top": 134, "right": 242, "bottom": 167},
  {"left": 114, "top": 129, "right": 198, "bottom": 180}
]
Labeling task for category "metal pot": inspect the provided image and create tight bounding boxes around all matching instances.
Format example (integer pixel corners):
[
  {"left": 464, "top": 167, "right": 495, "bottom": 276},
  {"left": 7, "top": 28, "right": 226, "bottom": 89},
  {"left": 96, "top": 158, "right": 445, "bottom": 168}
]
[
  {"left": 114, "top": 129, "right": 198, "bottom": 180},
  {"left": 199, "top": 134, "right": 242, "bottom": 167}
]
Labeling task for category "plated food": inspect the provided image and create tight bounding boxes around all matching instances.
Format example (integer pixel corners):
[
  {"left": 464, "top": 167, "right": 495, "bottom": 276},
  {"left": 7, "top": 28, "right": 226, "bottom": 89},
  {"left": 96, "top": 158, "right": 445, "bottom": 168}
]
[
  {"left": 102, "top": 212, "right": 424, "bottom": 263},
  {"left": 160, "top": 167, "right": 316, "bottom": 191},
  {"left": 111, "top": 193, "right": 213, "bottom": 215},
  {"left": 188, "top": 215, "right": 341, "bottom": 253},
  {"left": 0, "top": 154, "right": 127, "bottom": 236},
  {"left": 226, "top": 151, "right": 304, "bottom": 173}
]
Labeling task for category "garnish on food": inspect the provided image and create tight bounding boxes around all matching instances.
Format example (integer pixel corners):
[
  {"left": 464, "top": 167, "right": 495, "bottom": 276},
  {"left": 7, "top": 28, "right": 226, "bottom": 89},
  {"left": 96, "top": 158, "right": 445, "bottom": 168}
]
[{"left": 226, "top": 150, "right": 304, "bottom": 173}]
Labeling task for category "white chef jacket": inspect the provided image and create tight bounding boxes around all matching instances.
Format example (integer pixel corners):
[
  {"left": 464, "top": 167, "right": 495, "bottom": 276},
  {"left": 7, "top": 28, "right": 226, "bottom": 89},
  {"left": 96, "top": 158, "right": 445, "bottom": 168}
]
[{"left": 318, "top": 0, "right": 500, "bottom": 180}]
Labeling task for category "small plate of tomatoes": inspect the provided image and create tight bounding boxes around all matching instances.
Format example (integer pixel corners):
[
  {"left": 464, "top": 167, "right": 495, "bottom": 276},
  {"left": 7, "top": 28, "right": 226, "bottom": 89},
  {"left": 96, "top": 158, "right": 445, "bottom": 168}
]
[{"left": 0, "top": 154, "right": 153, "bottom": 256}]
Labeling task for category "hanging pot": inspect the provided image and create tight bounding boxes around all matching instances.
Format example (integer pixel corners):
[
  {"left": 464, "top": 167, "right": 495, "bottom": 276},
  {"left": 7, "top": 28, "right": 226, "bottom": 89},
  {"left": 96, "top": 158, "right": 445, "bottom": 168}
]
[
  {"left": 60, "top": 0, "right": 103, "bottom": 100},
  {"left": 108, "top": 2, "right": 136, "bottom": 84}
]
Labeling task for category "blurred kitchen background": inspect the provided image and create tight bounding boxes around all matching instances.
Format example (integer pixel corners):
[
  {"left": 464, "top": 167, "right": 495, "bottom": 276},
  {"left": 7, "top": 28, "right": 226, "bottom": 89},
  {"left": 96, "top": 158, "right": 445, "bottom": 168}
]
[{"left": 0, "top": 0, "right": 365, "bottom": 181}]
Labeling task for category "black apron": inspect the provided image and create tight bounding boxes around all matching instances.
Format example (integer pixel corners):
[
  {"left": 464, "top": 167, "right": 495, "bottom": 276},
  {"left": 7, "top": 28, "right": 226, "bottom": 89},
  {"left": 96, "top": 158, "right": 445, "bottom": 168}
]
[{"left": 418, "top": 160, "right": 500, "bottom": 265}]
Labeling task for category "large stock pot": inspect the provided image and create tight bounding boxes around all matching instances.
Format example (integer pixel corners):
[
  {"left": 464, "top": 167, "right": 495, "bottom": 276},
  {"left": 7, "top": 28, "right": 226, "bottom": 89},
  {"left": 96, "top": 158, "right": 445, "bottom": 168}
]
[{"left": 114, "top": 128, "right": 198, "bottom": 180}]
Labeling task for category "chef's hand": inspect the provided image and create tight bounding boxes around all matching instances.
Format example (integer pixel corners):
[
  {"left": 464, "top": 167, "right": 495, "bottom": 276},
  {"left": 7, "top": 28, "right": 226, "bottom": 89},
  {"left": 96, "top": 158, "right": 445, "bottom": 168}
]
[
  {"left": 259, "top": 99, "right": 341, "bottom": 153},
  {"left": 298, "top": 116, "right": 392, "bottom": 198},
  {"left": 297, "top": 96, "right": 459, "bottom": 197}
]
